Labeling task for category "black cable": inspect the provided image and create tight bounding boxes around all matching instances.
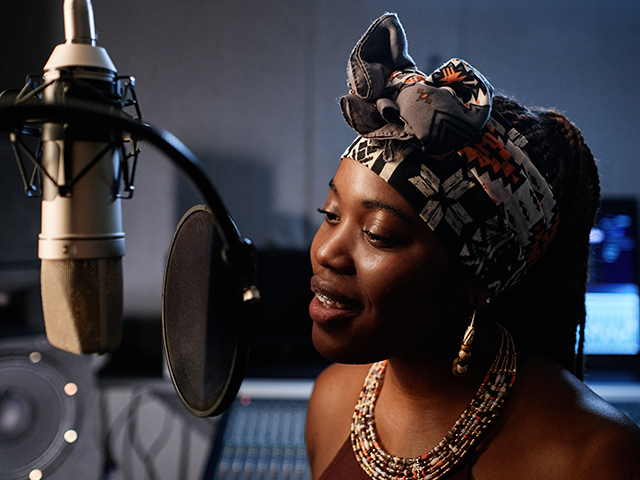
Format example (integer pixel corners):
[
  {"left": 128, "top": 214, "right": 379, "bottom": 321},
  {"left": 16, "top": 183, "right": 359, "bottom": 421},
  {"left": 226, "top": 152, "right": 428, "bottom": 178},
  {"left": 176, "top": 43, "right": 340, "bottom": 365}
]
[
  {"left": 99, "top": 388, "right": 119, "bottom": 479},
  {"left": 122, "top": 392, "right": 140, "bottom": 480},
  {"left": 178, "top": 420, "right": 192, "bottom": 479},
  {"left": 126, "top": 392, "right": 160, "bottom": 480},
  {"left": 100, "top": 389, "right": 156, "bottom": 480},
  {"left": 142, "top": 407, "right": 175, "bottom": 472}
]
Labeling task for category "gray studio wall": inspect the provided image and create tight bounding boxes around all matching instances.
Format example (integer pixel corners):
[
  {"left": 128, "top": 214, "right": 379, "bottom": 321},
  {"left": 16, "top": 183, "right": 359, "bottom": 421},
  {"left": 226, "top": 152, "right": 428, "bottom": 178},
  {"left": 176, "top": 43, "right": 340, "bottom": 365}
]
[{"left": 1, "top": 0, "right": 639, "bottom": 321}]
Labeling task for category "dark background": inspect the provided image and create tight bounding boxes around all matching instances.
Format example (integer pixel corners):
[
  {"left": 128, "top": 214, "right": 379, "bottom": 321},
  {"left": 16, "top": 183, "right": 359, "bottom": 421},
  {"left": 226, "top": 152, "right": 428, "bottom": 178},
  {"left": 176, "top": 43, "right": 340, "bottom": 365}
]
[{"left": 1, "top": 0, "right": 639, "bottom": 378}]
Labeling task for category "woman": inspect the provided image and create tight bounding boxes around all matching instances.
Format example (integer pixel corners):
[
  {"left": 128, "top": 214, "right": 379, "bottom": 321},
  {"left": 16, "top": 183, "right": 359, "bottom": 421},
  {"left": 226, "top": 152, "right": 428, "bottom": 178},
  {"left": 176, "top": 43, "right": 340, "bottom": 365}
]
[{"left": 306, "top": 13, "right": 640, "bottom": 480}]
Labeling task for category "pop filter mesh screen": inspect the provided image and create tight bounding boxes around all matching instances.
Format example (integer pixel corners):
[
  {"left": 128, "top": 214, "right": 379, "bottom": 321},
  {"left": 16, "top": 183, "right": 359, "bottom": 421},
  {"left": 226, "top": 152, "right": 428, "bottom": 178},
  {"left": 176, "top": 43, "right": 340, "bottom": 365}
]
[{"left": 163, "top": 206, "right": 249, "bottom": 417}]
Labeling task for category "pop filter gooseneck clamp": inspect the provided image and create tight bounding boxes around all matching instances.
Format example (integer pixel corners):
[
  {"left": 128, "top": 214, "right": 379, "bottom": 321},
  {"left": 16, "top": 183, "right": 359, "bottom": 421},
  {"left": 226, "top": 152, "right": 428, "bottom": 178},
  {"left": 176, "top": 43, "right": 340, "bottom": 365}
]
[{"left": 0, "top": 101, "right": 260, "bottom": 417}]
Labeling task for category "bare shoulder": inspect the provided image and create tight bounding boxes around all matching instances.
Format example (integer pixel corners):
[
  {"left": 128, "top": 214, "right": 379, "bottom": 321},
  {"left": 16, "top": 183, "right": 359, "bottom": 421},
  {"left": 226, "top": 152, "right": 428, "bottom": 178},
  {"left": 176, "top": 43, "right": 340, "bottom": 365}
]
[
  {"left": 306, "top": 363, "right": 370, "bottom": 479},
  {"left": 575, "top": 410, "right": 640, "bottom": 477},
  {"left": 566, "top": 376, "right": 640, "bottom": 477},
  {"left": 478, "top": 355, "right": 640, "bottom": 479}
]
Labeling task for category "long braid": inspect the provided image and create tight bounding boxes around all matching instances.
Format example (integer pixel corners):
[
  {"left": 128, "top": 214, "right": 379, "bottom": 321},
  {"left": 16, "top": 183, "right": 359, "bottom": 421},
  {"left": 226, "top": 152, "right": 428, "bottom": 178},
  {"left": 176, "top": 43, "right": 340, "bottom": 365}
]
[
  {"left": 488, "top": 96, "right": 600, "bottom": 379},
  {"left": 545, "top": 111, "right": 600, "bottom": 377}
]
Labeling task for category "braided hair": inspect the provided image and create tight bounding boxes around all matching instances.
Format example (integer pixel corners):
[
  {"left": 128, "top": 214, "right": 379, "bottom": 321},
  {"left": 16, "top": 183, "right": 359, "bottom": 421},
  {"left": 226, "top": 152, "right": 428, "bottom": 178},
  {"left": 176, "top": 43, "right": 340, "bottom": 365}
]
[{"left": 485, "top": 96, "right": 601, "bottom": 379}]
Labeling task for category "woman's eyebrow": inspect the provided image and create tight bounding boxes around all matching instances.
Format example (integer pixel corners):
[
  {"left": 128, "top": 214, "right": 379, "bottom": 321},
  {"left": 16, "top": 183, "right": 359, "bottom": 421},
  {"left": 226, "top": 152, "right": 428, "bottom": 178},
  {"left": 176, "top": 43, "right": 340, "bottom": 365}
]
[
  {"left": 361, "top": 199, "right": 414, "bottom": 225},
  {"left": 328, "top": 179, "right": 413, "bottom": 224}
]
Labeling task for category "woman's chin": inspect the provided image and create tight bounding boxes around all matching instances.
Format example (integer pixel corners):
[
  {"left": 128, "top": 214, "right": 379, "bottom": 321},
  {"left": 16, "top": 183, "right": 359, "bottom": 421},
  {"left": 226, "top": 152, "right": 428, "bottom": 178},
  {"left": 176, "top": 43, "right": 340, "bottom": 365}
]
[{"left": 311, "top": 323, "right": 385, "bottom": 365}]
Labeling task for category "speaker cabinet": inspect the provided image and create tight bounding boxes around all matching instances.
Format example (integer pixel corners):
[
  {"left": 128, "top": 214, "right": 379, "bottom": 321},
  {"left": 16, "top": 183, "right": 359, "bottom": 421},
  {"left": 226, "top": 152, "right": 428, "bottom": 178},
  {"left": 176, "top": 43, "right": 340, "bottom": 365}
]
[{"left": 0, "top": 336, "right": 102, "bottom": 480}]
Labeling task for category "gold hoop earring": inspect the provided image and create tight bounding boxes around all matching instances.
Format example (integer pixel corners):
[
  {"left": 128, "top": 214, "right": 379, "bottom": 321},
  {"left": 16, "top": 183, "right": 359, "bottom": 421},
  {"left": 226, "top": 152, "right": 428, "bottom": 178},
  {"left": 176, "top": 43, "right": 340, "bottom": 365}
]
[{"left": 452, "top": 310, "right": 476, "bottom": 377}]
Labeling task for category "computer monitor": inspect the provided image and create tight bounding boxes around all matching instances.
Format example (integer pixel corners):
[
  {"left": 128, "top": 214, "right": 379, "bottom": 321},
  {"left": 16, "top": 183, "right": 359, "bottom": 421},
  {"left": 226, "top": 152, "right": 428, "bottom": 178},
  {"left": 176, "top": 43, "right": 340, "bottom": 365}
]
[
  {"left": 585, "top": 283, "right": 640, "bottom": 355},
  {"left": 585, "top": 198, "right": 640, "bottom": 364}
]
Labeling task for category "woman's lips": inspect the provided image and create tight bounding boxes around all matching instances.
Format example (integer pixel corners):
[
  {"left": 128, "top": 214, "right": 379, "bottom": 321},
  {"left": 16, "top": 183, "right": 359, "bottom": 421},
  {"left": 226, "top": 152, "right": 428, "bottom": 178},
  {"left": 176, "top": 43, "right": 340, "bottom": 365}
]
[{"left": 309, "top": 277, "right": 361, "bottom": 325}]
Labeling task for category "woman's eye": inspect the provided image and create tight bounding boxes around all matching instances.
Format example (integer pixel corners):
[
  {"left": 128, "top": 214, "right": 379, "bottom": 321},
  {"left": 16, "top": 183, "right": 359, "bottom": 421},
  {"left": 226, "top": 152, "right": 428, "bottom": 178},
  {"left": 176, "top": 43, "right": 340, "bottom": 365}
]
[
  {"left": 363, "top": 230, "right": 398, "bottom": 248},
  {"left": 317, "top": 208, "right": 339, "bottom": 223}
]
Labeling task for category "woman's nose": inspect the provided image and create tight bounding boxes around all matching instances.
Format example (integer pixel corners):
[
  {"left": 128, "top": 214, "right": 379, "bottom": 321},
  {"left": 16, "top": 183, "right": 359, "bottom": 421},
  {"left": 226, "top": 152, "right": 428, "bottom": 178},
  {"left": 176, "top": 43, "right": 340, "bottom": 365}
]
[{"left": 311, "top": 223, "right": 356, "bottom": 275}]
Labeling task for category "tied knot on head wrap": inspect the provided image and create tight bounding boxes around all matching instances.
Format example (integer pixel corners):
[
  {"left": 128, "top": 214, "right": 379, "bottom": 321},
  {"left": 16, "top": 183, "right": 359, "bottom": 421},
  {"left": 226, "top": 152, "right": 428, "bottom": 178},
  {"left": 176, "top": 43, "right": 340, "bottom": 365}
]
[
  {"left": 340, "top": 13, "right": 560, "bottom": 296},
  {"left": 340, "top": 13, "right": 493, "bottom": 158}
]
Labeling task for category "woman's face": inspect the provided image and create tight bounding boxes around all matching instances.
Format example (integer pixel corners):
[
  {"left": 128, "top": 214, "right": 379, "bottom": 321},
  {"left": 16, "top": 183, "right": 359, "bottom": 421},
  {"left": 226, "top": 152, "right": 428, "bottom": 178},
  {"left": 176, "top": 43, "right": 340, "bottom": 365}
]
[{"left": 309, "top": 158, "right": 474, "bottom": 364}]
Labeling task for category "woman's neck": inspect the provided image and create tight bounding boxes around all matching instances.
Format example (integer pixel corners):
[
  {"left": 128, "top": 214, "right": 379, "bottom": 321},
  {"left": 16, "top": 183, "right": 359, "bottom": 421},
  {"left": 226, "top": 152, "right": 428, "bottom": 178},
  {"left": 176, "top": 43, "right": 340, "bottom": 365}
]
[{"left": 372, "top": 320, "right": 504, "bottom": 457}]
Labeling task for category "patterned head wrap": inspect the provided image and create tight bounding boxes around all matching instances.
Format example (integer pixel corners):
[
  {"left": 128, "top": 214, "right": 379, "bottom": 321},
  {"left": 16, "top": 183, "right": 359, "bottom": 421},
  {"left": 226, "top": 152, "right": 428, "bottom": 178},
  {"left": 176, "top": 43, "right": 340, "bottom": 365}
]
[{"left": 340, "top": 13, "right": 559, "bottom": 295}]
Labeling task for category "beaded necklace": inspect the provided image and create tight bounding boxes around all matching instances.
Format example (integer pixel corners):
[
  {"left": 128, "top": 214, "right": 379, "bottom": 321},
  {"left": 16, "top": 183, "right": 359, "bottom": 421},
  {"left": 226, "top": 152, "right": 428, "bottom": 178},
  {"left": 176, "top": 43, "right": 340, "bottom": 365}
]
[{"left": 350, "top": 324, "right": 516, "bottom": 480}]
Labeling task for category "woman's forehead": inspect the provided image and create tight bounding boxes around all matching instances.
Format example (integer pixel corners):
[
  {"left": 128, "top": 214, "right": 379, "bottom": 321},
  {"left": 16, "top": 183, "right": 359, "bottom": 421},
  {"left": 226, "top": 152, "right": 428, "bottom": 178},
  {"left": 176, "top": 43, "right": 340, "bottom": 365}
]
[{"left": 331, "top": 158, "right": 420, "bottom": 225}]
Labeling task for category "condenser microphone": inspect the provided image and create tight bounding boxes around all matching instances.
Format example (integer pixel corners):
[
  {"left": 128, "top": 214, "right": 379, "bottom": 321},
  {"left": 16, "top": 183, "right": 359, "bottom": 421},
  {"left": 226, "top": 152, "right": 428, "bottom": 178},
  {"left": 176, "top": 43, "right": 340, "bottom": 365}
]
[{"left": 39, "top": 0, "right": 124, "bottom": 354}]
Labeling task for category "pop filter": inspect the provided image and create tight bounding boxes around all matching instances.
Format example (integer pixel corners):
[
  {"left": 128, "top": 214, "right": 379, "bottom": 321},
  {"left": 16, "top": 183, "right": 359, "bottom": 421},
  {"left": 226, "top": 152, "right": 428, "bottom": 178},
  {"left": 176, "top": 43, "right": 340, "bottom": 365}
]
[{"left": 162, "top": 205, "right": 255, "bottom": 417}]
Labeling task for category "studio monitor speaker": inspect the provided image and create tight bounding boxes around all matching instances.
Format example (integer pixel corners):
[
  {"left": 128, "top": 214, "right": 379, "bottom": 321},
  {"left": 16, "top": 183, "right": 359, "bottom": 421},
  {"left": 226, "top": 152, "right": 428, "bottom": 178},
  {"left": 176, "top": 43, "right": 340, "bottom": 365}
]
[{"left": 0, "top": 336, "right": 102, "bottom": 480}]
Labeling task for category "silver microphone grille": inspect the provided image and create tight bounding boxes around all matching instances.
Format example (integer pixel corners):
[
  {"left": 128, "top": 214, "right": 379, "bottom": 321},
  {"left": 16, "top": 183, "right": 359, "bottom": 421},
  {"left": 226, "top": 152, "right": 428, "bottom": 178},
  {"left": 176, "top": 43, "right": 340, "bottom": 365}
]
[{"left": 41, "top": 257, "right": 123, "bottom": 354}]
